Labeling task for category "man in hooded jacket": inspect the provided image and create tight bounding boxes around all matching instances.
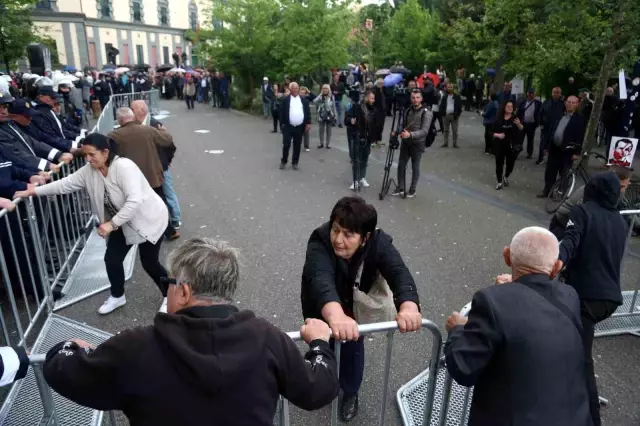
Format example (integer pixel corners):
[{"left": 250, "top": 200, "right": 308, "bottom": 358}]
[
  {"left": 559, "top": 171, "right": 628, "bottom": 426},
  {"left": 43, "top": 238, "right": 339, "bottom": 426}
]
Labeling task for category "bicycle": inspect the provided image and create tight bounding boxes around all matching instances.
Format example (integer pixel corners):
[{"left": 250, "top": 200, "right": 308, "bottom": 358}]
[{"left": 545, "top": 146, "right": 608, "bottom": 214}]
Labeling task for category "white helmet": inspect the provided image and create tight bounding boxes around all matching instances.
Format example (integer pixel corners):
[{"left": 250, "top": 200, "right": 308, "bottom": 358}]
[
  {"left": 35, "top": 76, "right": 54, "bottom": 87},
  {"left": 75, "top": 71, "right": 83, "bottom": 78},
  {"left": 22, "top": 73, "right": 32, "bottom": 80}
]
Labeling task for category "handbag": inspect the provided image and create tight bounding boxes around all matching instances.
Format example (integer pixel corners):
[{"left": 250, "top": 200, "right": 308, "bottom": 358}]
[{"left": 352, "top": 261, "right": 397, "bottom": 324}]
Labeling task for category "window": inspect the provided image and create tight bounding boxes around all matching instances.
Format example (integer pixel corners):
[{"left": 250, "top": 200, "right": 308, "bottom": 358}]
[
  {"left": 99, "top": 0, "right": 111, "bottom": 18},
  {"left": 163, "top": 46, "right": 170, "bottom": 65},
  {"left": 136, "top": 45, "right": 144, "bottom": 65},
  {"left": 189, "top": 1, "right": 198, "bottom": 31},
  {"left": 132, "top": 0, "right": 142, "bottom": 22},
  {"left": 158, "top": 0, "right": 170, "bottom": 26},
  {"left": 35, "top": 0, "right": 52, "bottom": 9}
]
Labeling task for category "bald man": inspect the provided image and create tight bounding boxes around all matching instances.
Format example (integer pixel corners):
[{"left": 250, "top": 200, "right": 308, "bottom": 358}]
[
  {"left": 445, "top": 227, "right": 591, "bottom": 426},
  {"left": 537, "top": 95, "right": 586, "bottom": 198}
]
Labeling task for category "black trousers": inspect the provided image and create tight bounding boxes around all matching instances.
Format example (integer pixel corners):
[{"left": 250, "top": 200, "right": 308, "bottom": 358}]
[
  {"left": 104, "top": 228, "right": 168, "bottom": 298},
  {"left": 212, "top": 91, "right": 219, "bottom": 107},
  {"left": 153, "top": 187, "right": 177, "bottom": 238},
  {"left": 543, "top": 152, "right": 572, "bottom": 194},
  {"left": 281, "top": 124, "right": 304, "bottom": 165},
  {"left": 495, "top": 144, "right": 518, "bottom": 182},
  {"left": 397, "top": 140, "right": 424, "bottom": 191},
  {"left": 347, "top": 132, "right": 371, "bottom": 181},
  {"left": 580, "top": 299, "right": 619, "bottom": 426},
  {"left": 272, "top": 113, "right": 279, "bottom": 132},
  {"left": 433, "top": 111, "right": 443, "bottom": 132},
  {"left": 185, "top": 95, "right": 195, "bottom": 109},
  {"left": 523, "top": 122, "right": 537, "bottom": 157},
  {"left": 330, "top": 337, "right": 365, "bottom": 395},
  {"left": 539, "top": 126, "right": 551, "bottom": 162},
  {"left": 484, "top": 124, "right": 493, "bottom": 154}
]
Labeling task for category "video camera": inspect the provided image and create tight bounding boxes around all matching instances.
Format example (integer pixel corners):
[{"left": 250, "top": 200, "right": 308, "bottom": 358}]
[{"left": 346, "top": 82, "right": 360, "bottom": 103}]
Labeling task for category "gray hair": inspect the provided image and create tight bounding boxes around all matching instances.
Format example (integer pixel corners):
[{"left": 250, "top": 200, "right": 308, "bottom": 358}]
[
  {"left": 510, "top": 227, "right": 559, "bottom": 275},
  {"left": 167, "top": 238, "right": 240, "bottom": 302},
  {"left": 116, "top": 107, "right": 135, "bottom": 124},
  {"left": 289, "top": 82, "right": 299, "bottom": 90}
]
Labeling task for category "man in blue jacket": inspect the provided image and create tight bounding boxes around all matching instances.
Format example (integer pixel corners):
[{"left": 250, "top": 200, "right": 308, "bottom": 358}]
[
  {"left": 9, "top": 99, "right": 80, "bottom": 154},
  {"left": 31, "top": 86, "right": 81, "bottom": 141},
  {"left": 517, "top": 88, "right": 542, "bottom": 159}
]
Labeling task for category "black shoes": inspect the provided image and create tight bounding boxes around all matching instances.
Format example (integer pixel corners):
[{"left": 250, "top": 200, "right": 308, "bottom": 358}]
[
  {"left": 536, "top": 159, "right": 544, "bottom": 165},
  {"left": 406, "top": 189, "right": 416, "bottom": 198},
  {"left": 536, "top": 192, "right": 548, "bottom": 199},
  {"left": 504, "top": 177, "right": 509, "bottom": 187},
  {"left": 292, "top": 164, "right": 299, "bottom": 170},
  {"left": 340, "top": 392, "right": 359, "bottom": 422},
  {"left": 526, "top": 154, "right": 533, "bottom": 159},
  {"left": 279, "top": 163, "right": 286, "bottom": 170}
]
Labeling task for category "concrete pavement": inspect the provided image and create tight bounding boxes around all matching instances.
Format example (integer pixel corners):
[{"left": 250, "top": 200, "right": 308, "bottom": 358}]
[{"left": 58, "top": 100, "right": 640, "bottom": 426}]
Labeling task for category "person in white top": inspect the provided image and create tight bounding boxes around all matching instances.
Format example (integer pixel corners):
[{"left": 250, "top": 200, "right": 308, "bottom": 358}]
[
  {"left": 15, "top": 133, "right": 170, "bottom": 315},
  {"left": 279, "top": 82, "right": 310, "bottom": 170}
]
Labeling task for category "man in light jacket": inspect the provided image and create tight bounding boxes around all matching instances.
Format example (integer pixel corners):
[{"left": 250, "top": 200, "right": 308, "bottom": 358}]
[{"left": 44, "top": 238, "right": 339, "bottom": 426}]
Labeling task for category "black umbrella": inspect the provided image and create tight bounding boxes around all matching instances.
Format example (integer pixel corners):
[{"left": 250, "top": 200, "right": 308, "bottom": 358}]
[
  {"left": 83, "top": 65, "right": 97, "bottom": 72},
  {"left": 135, "top": 64, "right": 151, "bottom": 71},
  {"left": 390, "top": 66, "right": 410, "bottom": 76},
  {"left": 156, "top": 64, "right": 173, "bottom": 72}
]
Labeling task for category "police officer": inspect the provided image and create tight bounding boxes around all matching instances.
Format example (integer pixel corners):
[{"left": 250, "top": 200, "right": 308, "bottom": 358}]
[
  {"left": 57, "top": 80, "right": 83, "bottom": 127},
  {"left": 134, "top": 72, "right": 151, "bottom": 92},
  {"left": 31, "top": 86, "right": 80, "bottom": 141},
  {"left": 94, "top": 73, "right": 112, "bottom": 109},
  {"left": 0, "top": 90, "right": 70, "bottom": 173},
  {"left": 9, "top": 99, "right": 81, "bottom": 153}
]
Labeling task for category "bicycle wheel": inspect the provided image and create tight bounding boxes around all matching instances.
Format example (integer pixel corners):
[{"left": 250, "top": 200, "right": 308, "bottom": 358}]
[
  {"left": 545, "top": 172, "right": 576, "bottom": 214},
  {"left": 589, "top": 151, "right": 609, "bottom": 167}
]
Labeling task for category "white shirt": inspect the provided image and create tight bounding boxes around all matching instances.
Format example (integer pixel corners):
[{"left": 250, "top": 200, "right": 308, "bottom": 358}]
[
  {"left": 201, "top": 79, "right": 207, "bottom": 88},
  {"left": 289, "top": 95, "right": 304, "bottom": 126},
  {"left": 446, "top": 94, "right": 455, "bottom": 114}
]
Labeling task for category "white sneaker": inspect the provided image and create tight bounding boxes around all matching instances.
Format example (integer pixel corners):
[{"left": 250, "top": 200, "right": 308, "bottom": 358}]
[
  {"left": 359, "top": 178, "right": 370, "bottom": 188},
  {"left": 304, "top": 148, "right": 310, "bottom": 152},
  {"left": 98, "top": 295, "right": 126, "bottom": 315},
  {"left": 349, "top": 182, "right": 359, "bottom": 190},
  {"left": 159, "top": 297, "right": 168, "bottom": 313}
]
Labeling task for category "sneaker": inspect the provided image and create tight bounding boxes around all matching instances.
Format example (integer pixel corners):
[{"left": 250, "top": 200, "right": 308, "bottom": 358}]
[
  {"left": 98, "top": 295, "right": 126, "bottom": 315},
  {"left": 406, "top": 189, "right": 416, "bottom": 198},
  {"left": 159, "top": 297, "right": 168, "bottom": 313},
  {"left": 349, "top": 182, "right": 358, "bottom": 190},
  {"left": 391, "top": 189, "right": 405, "bottom": 197},
  {"left": 359, "top": 178, "right": 370, "bottom": 188},
  {"left": 535, "top": 159, "right": 544, "bottom": 165},
  {"left": 172, "top": 221, "right": 182, "bottom": 230},
  {"left": 292, "top": 164, "right": 299, "bottom": 171},
  {"left": 326, "top": 146, "right": 331, "bottom": 149},
  {"left": 441, "top": 143, "right": 448, "bottom": 148},
  {"left": 304, "top": 148, "right": 310, "bottom": 152},
  {"left": 317, "top": 144, "right": 324, "bottom": 149},
  {"left": 503, "top": 178, "right": 509, "bottom": 187},
  {"left": 279, "top": 163, "right": 286, "bottom": 170},
  {"left": 496, "top": 182, "right": 504, "bottom": 190}
]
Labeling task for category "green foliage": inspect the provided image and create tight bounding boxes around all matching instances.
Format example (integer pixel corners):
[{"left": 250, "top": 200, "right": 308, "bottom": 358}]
[{"left": 0, "top": 0, "right": 37, "bottom": 72}]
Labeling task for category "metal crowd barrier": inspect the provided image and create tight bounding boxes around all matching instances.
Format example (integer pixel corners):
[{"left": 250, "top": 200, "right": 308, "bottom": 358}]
[
  {"left": 275, "top": 319, "right": 443, "bottom": 426},
  {"left": 595, "top": 209, "right": 640, "bottom": 337}
]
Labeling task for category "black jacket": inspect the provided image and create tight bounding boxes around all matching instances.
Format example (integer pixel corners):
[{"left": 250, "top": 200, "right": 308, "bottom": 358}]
[
  {"left": 0, "top": 146, "right": 38, "bottom": 198},
  {"left": 516, "top": 98, "right": 542, "bottom": 127},
  {"left": 445, "top": 274, "right": 591, "bottom": 426},
  {"left": 43, "top": 305, "right": 339, "bottom": 426},
  {"left": 549, "top": 113, "right": 586, "bottom": 155},
  {"left": 279, "top": 95, "right": 311, "bottom": 128},
  {"left": 32, "top": 103, "right": 78, "bottom": 141},
  {"left": 14, "top": 121, "right": 74, "bottom": 153},
  {"left": 560, "top": 172, "right": 628, "bottom": 304},
  {"left": 150, "top": 117, "right": 176, "bottom": 171},
  {"left": 439, "top": 93, "right": 462, "bottom": 119},
  {"left": 541, "top": 98, "right": 565, "bottom": 130},
  {"left": 0, "top": 122, "right": 60, "bottom": 171},
  {"left": 301, "top": 222, "right": 419, "bottom": 320},
  {"left": 261, "top": 83, "right": 273, "bottom": 103}
]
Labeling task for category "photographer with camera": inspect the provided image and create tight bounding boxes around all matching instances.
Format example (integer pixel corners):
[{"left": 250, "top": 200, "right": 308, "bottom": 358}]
[
  {"left": 313, "top": 85, "right": 337, "bottom": 149},
  {"left": 390, "top": 89, "right": 433, "bottom": 198},
  {"left": 346, "top": 90, "right": 376, "bottom": 190}
]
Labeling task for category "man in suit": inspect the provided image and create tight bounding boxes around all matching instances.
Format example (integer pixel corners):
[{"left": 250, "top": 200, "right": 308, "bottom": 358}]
[
  {"left": 539, "top": 86, "right": 565, "bottom": 165},
  {"left": 517, "top": 88, "right": 543, "bottom": 159},
  {"left": 439, "top": 82, "right": 462, "bottom": 148},
  {"left": 279, "top": 82, "right": 310, "bottom": 170},
  {"left": 109, "top": 107, "right": 179, "bottom": 240},
  {"left": 537, "top": 96, "right": 586, "bottom": 198},
  {"left": 445, "top": 226, "right": 591, "bottom": 426},
  {"left": 261, "top": 77, "right": 272, "bottom": 120}
]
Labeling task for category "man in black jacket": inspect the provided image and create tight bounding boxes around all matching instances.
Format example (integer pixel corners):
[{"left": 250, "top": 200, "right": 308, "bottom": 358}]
[
  {"left": 44, "top": 238, "right": 339, "bottom": 426},
  {"left": 559, "top": 171, "right": 628, "bottom": 426},
  {"left": 31, "top": 86, "right": 81, "bottom": 141},
  {"left": 445, "top": 226, "right": 591, "bottom": 426},
  {"left": 516, "top": 88, "right": 542, "bottom": 159},
  {"left": 279, "top": 82, "right": 310, "bottom": 170},
  {"left": 537, "top": 96, "right": 586, "bottom": 198},
  {"left": 301, "top": 196, "right": 421, "bottom": 422},
  {"left": 538, "top": 86, "right": 565, "bottom": 164},
  {"left": 439, "top": 82, "right": 462, "bottom": 148}
]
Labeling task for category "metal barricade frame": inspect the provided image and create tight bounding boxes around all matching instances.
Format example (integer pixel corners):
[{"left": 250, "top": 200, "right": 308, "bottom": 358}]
[{"left": 275, "top": 319, "right": 443, "bottom": 426}]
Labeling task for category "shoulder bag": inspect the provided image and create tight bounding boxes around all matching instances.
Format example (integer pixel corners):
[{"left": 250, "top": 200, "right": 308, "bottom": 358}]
[{"left": 352, "top": 261, "right": 397, "bottom": 324}]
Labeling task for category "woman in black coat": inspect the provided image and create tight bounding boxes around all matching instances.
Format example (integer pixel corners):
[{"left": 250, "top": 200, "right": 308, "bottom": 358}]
[
  {"left": 372, "top": 79, "right": 386, "bottom": 143},
  {"left": 269, "top": 83, "right": 281, "bottom": 133},
  {"left": 301, "top": 196, "right": 421, "bottom": 422},
  {"left": 492, "top": 100, "right": 524, "bottom": 190}
]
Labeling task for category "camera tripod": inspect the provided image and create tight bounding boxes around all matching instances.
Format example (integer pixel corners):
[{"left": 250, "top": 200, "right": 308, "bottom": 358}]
[{"left": 379, "top": 103, "right": 407, "bottom": 200}]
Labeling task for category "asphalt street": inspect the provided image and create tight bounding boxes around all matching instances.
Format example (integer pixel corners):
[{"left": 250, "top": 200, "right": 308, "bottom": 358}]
[{"left": 58, "top": 100, "right": 640, "bottom": 426}]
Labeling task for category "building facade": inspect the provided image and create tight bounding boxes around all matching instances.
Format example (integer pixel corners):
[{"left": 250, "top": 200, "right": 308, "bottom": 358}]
[{"left": 32, "top": 0, "right": 210, "bottom": 69}]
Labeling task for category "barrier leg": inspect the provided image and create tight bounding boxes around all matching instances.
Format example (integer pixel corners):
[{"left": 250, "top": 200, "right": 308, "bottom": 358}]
[
  {"left": 438, "top": 372, "right": 453, "bottom": 426},
  {"left": 33, "top": 363, "right": 59, "bottom": 425},
  {"left": 378, "top": 331, "right": 395, "bottom": 426},
  {"left": 331, "top": 341, "right": 341, "bottom": 426},
  {"left": 459, "top": 387, "right": 472, "bottom": 425},
  {"left": 108, "top": 411, "right": 118, "bottom": 425},
  {"left": 421, "top": 323, "right": 443, "bottom": 426}
]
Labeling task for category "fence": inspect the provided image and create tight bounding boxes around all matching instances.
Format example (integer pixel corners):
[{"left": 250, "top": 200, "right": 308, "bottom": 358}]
[{"left": 93, "top": 89, "right": 160, "bottom": 136}]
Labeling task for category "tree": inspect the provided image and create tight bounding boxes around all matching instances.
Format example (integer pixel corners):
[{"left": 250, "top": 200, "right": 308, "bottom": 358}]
[
  {"left": 0, "top": 0, "right": 37, "bottom": 72},
  {"left": 374, "top": 0, "right": 439, "bottom": 73}
]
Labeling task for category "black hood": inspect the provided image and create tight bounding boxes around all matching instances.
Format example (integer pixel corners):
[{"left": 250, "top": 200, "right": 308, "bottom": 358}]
[
  {"left": 153, "top": 305, "right": 265, "bottom": 396},
  {"left": 583, "top": 171, "right": 620, "bottom": 210}
]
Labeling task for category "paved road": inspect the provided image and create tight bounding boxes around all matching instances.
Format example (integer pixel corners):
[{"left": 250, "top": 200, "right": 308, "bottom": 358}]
[{"left": 59, "top": 100, "right": 640, "bottom": 426}]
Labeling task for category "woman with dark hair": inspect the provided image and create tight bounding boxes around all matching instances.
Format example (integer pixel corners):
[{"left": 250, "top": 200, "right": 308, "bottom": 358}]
[
  {"left": 345, "top": 91, "right": 377, "bottom": 190},
  {"left": 492, "top": 100, "right": 524, "bottom": 190},
  {"left": 14, "top": 133, "right": 170, "bottom": 315},
  {"left": 301, "top": 196, "right": 421, "bottom": 422}
]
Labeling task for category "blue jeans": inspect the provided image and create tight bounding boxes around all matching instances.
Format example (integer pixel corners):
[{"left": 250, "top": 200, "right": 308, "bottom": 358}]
[
  {"left": 263, "top": 100, "right": 271, "bottom": 118},
  {"left": 162, "top": 169, "right": 181, "bottom": 225},
  {"left": 335, "top": 100, "right": 343, "bottom": 126}
]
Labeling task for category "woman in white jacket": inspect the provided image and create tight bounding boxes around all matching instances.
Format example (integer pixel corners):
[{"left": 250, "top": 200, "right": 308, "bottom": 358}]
[{"left": 15, "top": 133, "right": 170, "bottom": 315}]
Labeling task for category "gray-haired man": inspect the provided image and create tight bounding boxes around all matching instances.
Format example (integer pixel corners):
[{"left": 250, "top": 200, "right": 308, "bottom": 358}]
[{"left": 43, "top": 238, "right": 339, "bottom": 426}]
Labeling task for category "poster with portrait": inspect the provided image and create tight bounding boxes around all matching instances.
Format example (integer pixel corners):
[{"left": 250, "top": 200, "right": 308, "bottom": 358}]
[{"left": 608, "top": 136, "right": 638, "bottom": 168}]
